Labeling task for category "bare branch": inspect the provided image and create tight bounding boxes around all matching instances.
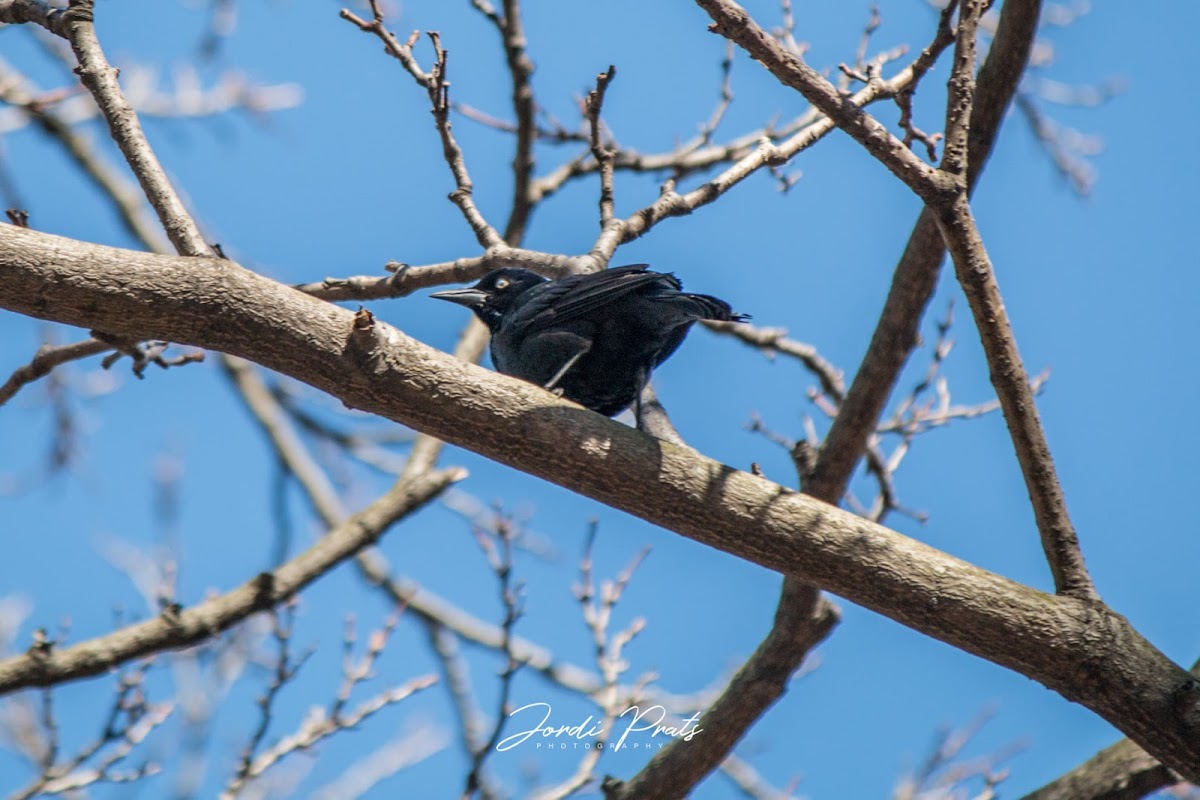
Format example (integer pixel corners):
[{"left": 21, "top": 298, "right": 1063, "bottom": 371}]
[
  {"left": 585, "top": 66, "right": 617, "bottom": 231},
  {"left": 308, "top": 723, "right": 449, "bottom": 799},
  {"left": 610, "top": 1, "right": 1053, "bottom": 795},
  {"left": 600, "top": 42, "right": 951, "bottom": 259},
  {"left": 488, "top": 0, "right": 538, "bottom": 244},
  {"left": 696, "top": 0, "right": 955, "bottom": 205},
  {"left": 424, "top": 32, "right": 505, "bottom": 249},
  {"left": 229, "top": 604, "right": 311, "bottom": 792},
  {"left": 222, "top": 672, "right": 437, "bottom": 796},
  {"left": 0, "top": 61, "right": 170, "bottom": 250},
  {"left": 424, "top": 623, "right": 503, "bottom": 800},
  {"left": 708, "top": 320, "right": 844, "bottom": 400},
  {"left": 0, "top": 338, "right": 111, "bottom": 407},
  {"left": 292, "top": 248, "right": 581, "bottom": 303},
  {"left": 534, "top": 524, "right": 651, "bottom": 800},
  {"left": 300, "top": 37, "right": 968, "bottom": 303},
  {"left": 695, "top": 41, "right": 735, "bottom": 148},
  {"left": 341, "top": 5, "right": 503, "bottom": 249},
  {"left": 0, "top": 0, "right": 69, "bottom": 37},
  {"left": 940, "top": 0, "right": 987, "bottom": 178},
  {"left": 895, "top": 1, "right": 956, "bottom": 161},
  {"left": 340, "top": 1, "right": 432, "bottom": 87},
  {"left": 935, "top": 192, "right": 1094, "bottom": 598},
  {"left": 610, "top": 583, "right": 836, "bottom": 800},
  {"left": 56, "top": 0, "right": 210, "bottom": 255},
  {"left": 9, "top": 665, "right": 171, "bottom": 800},
  {"left": 462, "top": 515, "right": 525, "bottom": 799},
  {"left": 0, "top": 464, "right": 462, "bottom": 693},
  {"left": 2, "top": 226, "right": 1200, "bottom": 780},
  {"left": 1015, "top": 91, "right": 1098, "bottom": 195},
  {"left": 1019, "top": 737, "right": 1182, "bottom": 800}
]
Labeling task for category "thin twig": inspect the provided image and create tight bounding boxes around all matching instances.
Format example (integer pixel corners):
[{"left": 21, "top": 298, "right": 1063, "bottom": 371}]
[
  {"left": 0, "top": 338, "right": 111, "bottom": 407},
  {"left": 895, "top": 1, "right": 956, "bottom": 161},
  {"left": 585, "top": 66, "right": 617, "bottom": 231},
  {"left": 230, "top": 604, "right": 312, "bottom": 789},
  {"left": 462, "top": 515, "right": 524, "bottom": 799},
  {"left": 222, "top": 672, "right": 437, "bottom": 797},
  {"left": 534, "top": 524, "right": 650, "bottom": 800}
]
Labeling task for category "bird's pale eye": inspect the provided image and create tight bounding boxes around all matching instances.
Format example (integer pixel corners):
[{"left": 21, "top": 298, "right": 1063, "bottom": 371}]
[{"left": 494, "top": 278, "right": 510, "bottom": 290}]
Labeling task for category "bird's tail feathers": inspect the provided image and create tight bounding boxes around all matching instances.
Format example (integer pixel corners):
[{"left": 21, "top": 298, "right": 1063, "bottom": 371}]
[{"left": 675, "top": 292, "right": 751, "bottom": 322}]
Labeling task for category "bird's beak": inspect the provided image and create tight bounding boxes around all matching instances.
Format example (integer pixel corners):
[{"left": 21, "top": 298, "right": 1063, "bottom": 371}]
[{"left": 430, "top": 287, "right": 489, "bottom": 308}]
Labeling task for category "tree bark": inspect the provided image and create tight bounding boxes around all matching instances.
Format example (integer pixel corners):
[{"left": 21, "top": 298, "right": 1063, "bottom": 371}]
[{"left": 1, "top": 224, "right": 1198, "bottom": 780}]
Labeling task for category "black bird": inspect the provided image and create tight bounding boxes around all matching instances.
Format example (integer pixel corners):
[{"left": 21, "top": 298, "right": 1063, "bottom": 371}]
[{"left": 431, "top": 264, "right": 747, "bottom": 421}]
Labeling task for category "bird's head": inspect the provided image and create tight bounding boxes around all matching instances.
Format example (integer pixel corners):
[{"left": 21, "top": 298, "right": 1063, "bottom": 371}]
[{"left": 431, "top": 268, "right": 547, "bottom": 330}]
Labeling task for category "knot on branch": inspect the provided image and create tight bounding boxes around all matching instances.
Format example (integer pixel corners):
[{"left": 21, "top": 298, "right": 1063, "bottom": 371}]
[
  {"left": 64, "top": 0, "right": 95, "bottom": 25},
  {"left": 1174, "top": 678, "right": 1200, "bottom": 729},
  {"left": 252, "top": 572, "right": 277, "bottom": 607},
  {"left": 27, "top": 628, "right": 54, "bottom": 659},
  {"left": 352, "top": 306, "right": 376, "bottom": 333}
]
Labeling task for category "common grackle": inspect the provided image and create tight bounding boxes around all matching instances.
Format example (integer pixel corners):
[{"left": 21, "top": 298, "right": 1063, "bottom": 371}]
[{"left": 431, "top": 264, "right": 748, "bottom": 422}]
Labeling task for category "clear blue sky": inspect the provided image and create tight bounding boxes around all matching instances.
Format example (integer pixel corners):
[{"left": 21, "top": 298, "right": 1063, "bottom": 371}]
[{"left": 2, "top": 1, "right": 1198, "bottom": 797}]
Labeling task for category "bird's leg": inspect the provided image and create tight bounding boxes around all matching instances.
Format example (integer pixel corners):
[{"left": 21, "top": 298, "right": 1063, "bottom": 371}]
[
  {"left": 543, "top": 345, "right": 590, "bottom": 393},
  {"left": 633, "top": 381, "right": 683, "bottom": 443}
]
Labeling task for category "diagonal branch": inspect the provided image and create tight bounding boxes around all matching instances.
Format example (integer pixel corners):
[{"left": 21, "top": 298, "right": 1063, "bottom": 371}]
[
  {"left": 695, "top": 0, "right": 955, "bottom": 205},
  {"left": 1019, "top": 737, "right": 1181, "bottom": 800},
  {"left": 0, "top": 62, "right": 170, "bottom": 250},
  {"left": 5, "top": 227, "right": 1195, "bottom": 778},
  {"left": 57, "top": 0, "right": 209, "bottom": 256},
  {"left": 585, "top": 66, "right": 617, "bottom": 231},
  {"left": 482, "top": 0, "right": 538, "bottom": 244},
  {"left": 0, "top": 465, "right": 462, "bottom": 692},
  {"left": 342, "top": 5, "right": 504, "bottom": 249},
  {"left": 609, "top": 1, "right": 1050, "bottom": 795},
  {"left": 0, "top": 337, "right": 111, "bottom": 407},
  {"left": 940, "top": 0, "right": 983, "bottom": 178},
  {"left": 0, "top": 0, "right": 68, "bottom": 37},
  {"left": 935, "top": 194, "right": 1094, "bottom": 598}
]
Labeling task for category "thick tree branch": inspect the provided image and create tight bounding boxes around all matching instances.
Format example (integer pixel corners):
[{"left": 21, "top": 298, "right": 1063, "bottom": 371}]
[
  {"left": 1019, "top": 738, "right": 1179, "bottom": 800},
  {"left": 1022, "top": 658, "right": 1200, "bottom": 798},
  {"left": 1, "top": 226, "right": 1197, "bottom": 780},
  {"left": 814, "top": 0, "right": 1043, "bottom": 503},
  {"left": 611, "top": 0, "right": 1050, "bottom": 794},
  {"left": 611, "top": 583, "right": 837, "bottom": 800},
  {"left": 0, "top": 463, "right": 462, "bottom": 692},
  {"left": 698, "top": 0, "right": 1093, "bottom": 600},
  {"left": 0, "top": 0, "right": 68, "bottom": 37}
]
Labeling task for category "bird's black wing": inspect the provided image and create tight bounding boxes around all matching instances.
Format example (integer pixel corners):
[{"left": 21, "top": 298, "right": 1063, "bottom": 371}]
[{"left": 517, "top": 265, "right": 680, "bottom": 330}]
